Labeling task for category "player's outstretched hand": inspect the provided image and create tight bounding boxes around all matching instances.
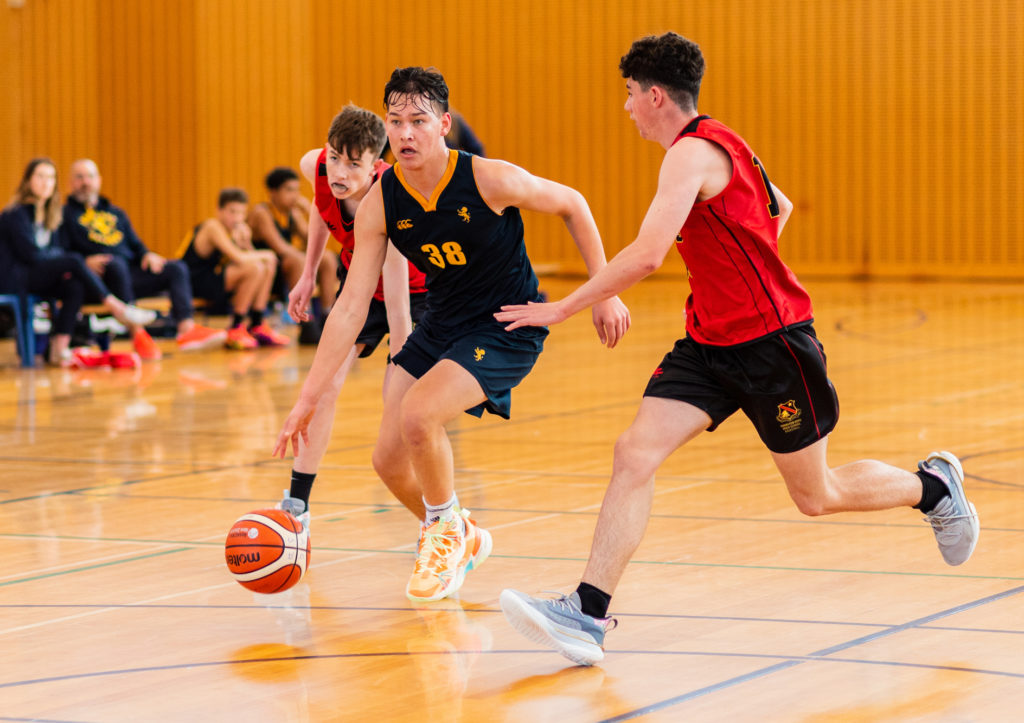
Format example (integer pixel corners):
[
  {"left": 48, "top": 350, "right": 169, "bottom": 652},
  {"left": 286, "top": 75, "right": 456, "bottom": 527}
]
[
  {"left": 592, "top": 296, "right": 631, "bottom": 348},
  {"left": 495, "top": 301, "right": 568, "bottom": 331},
  {"left": 287, "top": 276, "right": 315, "bottom": 323},
  {"left": 273, "top": 397, "right": 317, "bottom": 459}
]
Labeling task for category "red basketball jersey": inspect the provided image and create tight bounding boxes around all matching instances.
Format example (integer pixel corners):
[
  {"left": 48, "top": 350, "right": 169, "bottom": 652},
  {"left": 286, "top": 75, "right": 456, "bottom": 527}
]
[
  {"left": 673, "top": 116, "right": 813, "bottom": 346},
  {"left": 314, "top": 148, "right": 426, "bottom": 301}
]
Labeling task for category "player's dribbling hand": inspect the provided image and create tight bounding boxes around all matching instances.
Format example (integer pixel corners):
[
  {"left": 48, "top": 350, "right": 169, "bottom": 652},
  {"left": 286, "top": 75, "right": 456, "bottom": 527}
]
[
  {"left": 592, "top": 296, "right": 631, "bottom": 348},
  {"left": 495, "top": 300, "right": 568, "bottom": 331},
  {"left": 273, "top": 399, "right": 316, "bottom": 459}
]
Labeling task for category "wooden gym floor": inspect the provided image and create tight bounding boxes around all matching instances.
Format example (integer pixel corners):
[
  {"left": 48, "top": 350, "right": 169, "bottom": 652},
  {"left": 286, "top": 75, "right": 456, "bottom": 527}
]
[{"left": 1, "top": 277, "right": 1022, "bottom": 722}]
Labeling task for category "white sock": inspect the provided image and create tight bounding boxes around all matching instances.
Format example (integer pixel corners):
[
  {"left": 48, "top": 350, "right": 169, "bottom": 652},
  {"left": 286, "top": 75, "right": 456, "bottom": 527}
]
[{"left": 424, "top": 494, "right": 460, "bottom": 527}]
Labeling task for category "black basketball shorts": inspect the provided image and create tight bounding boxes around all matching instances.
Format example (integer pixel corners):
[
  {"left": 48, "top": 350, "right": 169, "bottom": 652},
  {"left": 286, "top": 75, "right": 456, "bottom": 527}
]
[
  {"left": 336, "top": 263, "right": 428, "bottom": 358},
  {"left": 354, "top": 291, "right": 428, "bottom": 358},
  {"left": 643, "top": 324, "right": 839, "bottom": 453}
]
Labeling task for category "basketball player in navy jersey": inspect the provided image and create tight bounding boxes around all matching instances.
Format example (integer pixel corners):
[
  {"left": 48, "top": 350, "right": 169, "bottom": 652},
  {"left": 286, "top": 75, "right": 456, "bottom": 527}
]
[
  {"left": 496, "top": 32, "right": 979, "bottom": 666},
  {"left": 275, "top": 66, "right": 630, "bottom": 603}
]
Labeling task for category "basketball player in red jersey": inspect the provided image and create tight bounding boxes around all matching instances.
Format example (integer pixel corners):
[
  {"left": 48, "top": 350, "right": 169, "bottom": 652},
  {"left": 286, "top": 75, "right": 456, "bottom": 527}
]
[
  {"left": 496, "top": 32, "right": 979, "bottom": 666},
  {"left": 276, "top": 105, "right": 428, "bottom": 530}
]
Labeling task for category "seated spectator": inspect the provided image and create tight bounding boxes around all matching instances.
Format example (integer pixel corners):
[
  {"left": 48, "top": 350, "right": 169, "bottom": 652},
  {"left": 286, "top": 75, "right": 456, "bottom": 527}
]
[
  {"left": 248, "top": 167, "right": 338, "bottom": 342},
  {"left": 179, "top": 188, "right": 290, "bottom": 350},
  {"left": 0, "top": 158, "right": 156, "bottom": 366},
  {"left": 63, "top": 159, "right": 226, "bottom": 359}
]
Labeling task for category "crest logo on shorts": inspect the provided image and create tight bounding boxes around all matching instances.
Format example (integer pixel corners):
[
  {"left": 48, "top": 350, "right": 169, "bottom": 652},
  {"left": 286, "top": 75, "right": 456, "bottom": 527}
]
[
  {"left": 397, "top": 219, "right": 413, "bottom": 230},
  {"left": 776, "top": 400, "right": 802, "bottom": 432},
  {"left": 474, "top": 347, "right": 486, "bottom": 361},
  {"left": 457, "top": 206, "right": 471, "bottom": 223}
]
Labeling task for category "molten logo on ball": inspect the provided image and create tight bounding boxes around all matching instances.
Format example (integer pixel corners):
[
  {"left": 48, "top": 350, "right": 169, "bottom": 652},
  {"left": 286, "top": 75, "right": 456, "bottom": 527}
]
[{"left": 224, "top": 509, "right": 311, "bottom": 594}]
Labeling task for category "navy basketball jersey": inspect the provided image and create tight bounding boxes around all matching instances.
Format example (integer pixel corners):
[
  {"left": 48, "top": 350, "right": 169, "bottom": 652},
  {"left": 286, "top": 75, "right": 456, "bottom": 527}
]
[
  {"left": 178, "top": 222, "right": 223, "bottom": 273},
  {"left": 380, "top": 150, "right": 541, "bottom": 332}
]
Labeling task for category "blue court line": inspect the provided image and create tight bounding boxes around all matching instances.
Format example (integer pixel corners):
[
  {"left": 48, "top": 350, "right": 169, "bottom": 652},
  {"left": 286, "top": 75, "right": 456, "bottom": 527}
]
[
  {"left": 2, "top": 533, "right": 1022, "bottom": 586},
  {"left": 7, "top": 601, "right": 1020, "bottom": 637},
  {"left": 0, "top": 603, "right": 896, "bottom": 629},
  {"left": 2, "top": 647, "right": 1023, "bottom": 692},
  {"left": 596, "top": 583, "right": 1024, "bottom": 721},
  {"left": 5, "top": 491, "right": 1023, "bottom": 534},
  {"left": 0, "top": 717, "right": 93, "bottom": 723},
  {"left": 0, "top": 548, "right": 190, "bottom": 588}
]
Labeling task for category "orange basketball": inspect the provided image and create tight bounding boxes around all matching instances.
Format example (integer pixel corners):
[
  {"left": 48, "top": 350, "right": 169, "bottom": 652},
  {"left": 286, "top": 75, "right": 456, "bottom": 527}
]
[{"left": 225, "top": 509, "right": 311, "bottom": 594}]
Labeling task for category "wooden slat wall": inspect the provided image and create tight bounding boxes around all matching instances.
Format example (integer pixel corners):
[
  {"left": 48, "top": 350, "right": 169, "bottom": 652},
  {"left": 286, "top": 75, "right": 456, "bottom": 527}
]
[
  {"left": 194, "top": 0, "right": 313, "bottom": 220},
  {"left": 3, "top": 0, "right": 1021, "bottom": 278}
]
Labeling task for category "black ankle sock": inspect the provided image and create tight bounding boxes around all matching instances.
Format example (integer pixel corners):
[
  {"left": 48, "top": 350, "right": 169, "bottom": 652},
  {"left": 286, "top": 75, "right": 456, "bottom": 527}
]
[
  {"left": 289, "top": 470, "right": 316, "bottom": 511},
  {"left": 913, "top": 468, "right": 950, "bottom": 513},
  {"left": 231, "top": 313, "right": 246, "bottom": 328},
  {"left": 576, "top": 582, "right": 612, "bottom": 618},
  {"left": 249, "top": 309, "right": 264, "bottom": 327}
]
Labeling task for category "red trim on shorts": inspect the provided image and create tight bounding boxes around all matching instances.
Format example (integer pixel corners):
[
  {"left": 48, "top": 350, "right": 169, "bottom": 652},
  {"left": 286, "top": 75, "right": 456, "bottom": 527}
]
[{"left": 780, "top": 335, "right": 821, "bottom": 438}]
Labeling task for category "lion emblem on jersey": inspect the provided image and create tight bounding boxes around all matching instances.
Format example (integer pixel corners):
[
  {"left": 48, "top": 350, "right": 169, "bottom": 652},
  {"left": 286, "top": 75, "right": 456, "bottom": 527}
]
[
  {"left": 473, "top": 347, "right": 485, "bottom": 361},
  {"left": 457, "top": 206, "right": 471, "bottom": 223}
]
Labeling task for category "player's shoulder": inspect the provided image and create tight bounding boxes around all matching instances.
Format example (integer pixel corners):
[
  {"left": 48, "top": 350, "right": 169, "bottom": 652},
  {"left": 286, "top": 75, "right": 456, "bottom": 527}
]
[
  {"left": 196, "top": 217, "right": 223, "bottom": 237},
  {"left": 471, "top": 154, "right": 530, "bottom": 193},
  {"left": 247, "top": 201, "right": 272, "bottom": 220},
  {"left": 299, "top": 148, "right": 322, "bottom": 183}
]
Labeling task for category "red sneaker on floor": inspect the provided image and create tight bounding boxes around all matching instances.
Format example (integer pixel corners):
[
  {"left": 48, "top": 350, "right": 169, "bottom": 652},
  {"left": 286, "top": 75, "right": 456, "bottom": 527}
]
[
  {"left": 69, "top": 349, "right": 110, "bottom": 369},
  {"left": 108, "top": 351, "right": 141, "bottom": 369},
  {"left": 176, "top": 324, "right": 228, "bottom": 351},
  {"left": 132, "top": 328, "right": 162, "bottom": 361},
  {"left": 249, "top": 323, "right": 291, "bottom": 347}
]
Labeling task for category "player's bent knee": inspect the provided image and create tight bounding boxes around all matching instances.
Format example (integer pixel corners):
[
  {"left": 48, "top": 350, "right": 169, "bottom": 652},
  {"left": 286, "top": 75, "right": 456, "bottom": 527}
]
[
  {"left": 611, "top": 434, "right": 663, "bottom": 482},
  {"left": 371, "top": 442, "right": 405, "bottom": 480},
  {"left": 789, "top": 491, "right": 830, "bottom": 517},
  {"left": 399, "top": 411, "right": 432, "bottom": 449}
]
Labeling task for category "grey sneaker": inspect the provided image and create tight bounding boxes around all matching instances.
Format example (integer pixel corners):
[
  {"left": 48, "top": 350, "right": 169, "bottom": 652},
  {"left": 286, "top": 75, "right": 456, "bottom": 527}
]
[
  {"left": 276, "top": 491, "right": 310, "bottom": 533},
  {"left": 122, "top": 304, "right": 158, "bottom": 327},
  {"left": 920, "top": 451, "right": 978, "bottom": 565},
  {"left": 500, "top": 589, "right": 616, "bottom": 666}
]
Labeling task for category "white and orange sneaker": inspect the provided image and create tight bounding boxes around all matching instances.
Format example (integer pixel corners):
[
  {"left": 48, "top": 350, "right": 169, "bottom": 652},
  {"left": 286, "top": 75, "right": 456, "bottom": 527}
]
[
  {"left": 406, "top": 516, "right": 468, "bottom": 602},
  {"left": 460, "top": 508, "right": 492, "bottom": 572},
  {"left": 176, "top": 324, "right": 227, "bottom": 351}
]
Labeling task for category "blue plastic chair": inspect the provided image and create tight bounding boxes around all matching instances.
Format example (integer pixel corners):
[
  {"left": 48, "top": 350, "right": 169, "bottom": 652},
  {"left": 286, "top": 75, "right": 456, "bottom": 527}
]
[{"left": 0, "top": 293, "right": 37, "bottom": 367}]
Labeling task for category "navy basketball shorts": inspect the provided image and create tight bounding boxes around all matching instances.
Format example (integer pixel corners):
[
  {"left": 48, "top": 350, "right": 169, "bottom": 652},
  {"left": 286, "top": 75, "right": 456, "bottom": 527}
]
[
  {"left": 643, "top": 324, "right": 839, "bottom": 453},
  {"left": 190, "top": 266, "right": 227, "bottom": 306},
  {"left": 392, "top": 318, "right": 549, "bottom": 419},
  {"left": 353, "top": 291, "right": 428, "bottom": 358}
]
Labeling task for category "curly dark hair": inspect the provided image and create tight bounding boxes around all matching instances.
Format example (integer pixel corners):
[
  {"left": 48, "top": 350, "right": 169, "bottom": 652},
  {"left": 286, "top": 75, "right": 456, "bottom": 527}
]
[
  {"left": 383, "top": 66, "right": 449, "bottom": 116},
  {"left": 619, "top": 32, "right": 705, "bottom": 111}
]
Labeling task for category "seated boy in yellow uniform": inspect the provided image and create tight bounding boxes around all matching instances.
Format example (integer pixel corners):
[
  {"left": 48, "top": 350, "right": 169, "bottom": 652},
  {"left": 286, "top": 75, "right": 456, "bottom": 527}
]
[{"left": 179, "top": 188, "right": 291, "bottom": 349}]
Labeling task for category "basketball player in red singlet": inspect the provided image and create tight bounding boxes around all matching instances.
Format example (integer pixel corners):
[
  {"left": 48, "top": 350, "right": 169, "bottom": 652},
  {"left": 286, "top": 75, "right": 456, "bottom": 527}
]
[
  {"left": 496, "top": 32, "right": 979, "bottom": 666},
  {"left": 275, "top": 105, "right": 427, "bottom": 530}
]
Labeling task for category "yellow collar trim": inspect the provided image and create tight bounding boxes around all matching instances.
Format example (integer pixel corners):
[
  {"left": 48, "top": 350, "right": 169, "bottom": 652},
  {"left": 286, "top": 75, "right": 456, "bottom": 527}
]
[{"left": 394, "top": 149, "right": 458, "bottom": 212}]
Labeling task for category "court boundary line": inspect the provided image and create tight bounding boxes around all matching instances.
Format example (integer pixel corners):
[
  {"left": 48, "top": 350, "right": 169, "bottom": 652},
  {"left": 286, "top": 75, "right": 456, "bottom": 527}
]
[
  {"left": 2, "top": 644, "right": 1023, "bottom": 692},
  {"left": 596, "top": 583, "right": 1024, "bottom": 721}
]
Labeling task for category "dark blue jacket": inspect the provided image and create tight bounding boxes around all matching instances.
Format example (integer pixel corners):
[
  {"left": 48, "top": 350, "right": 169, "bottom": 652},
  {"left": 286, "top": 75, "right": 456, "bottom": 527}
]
[
  {"left": 0, "top": 203, "right": 68, "bottom": 293},
  {"left": 62, "top": 196, "right": 149, "bottom": 265}
]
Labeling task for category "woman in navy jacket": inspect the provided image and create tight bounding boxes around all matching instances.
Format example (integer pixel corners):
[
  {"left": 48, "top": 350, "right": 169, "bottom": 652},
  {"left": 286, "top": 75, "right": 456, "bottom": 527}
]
[{"left": 0, "top": 158, "right": 155, "bottom": 365}]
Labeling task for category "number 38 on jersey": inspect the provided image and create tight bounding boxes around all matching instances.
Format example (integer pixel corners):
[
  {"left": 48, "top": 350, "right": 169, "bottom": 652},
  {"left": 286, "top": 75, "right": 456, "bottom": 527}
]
[{"left": 421, "top": 241, "right": 467, "bottom": 268}]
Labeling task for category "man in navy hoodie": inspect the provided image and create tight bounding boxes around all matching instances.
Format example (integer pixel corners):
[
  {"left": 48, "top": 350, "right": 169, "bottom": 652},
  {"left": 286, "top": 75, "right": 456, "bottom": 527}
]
[{"left": 62, "top": 159, "right": 225, "bottom": 358}]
